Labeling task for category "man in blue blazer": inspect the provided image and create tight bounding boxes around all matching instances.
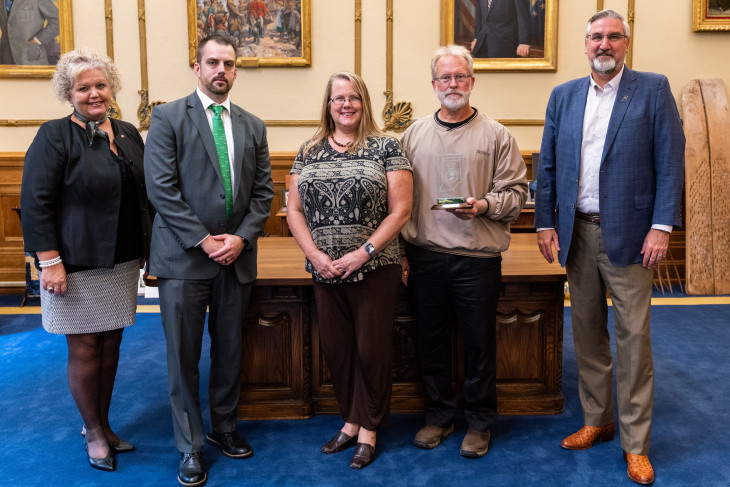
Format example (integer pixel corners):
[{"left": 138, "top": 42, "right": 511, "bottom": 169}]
[
  {"left": 145, "top": 35, "right": 273, "bottom": 486},
  {"left": 534, "top": 10, "right": 684, "bottom": 486}
]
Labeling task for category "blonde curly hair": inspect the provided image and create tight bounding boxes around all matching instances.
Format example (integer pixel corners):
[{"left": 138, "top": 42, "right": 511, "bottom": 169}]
[{"left": 51, "top": 47, "right": 122, "bottom": 104}]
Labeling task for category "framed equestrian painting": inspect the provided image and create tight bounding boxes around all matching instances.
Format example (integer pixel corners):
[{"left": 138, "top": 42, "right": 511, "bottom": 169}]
[{"left": 188, "top": 0, "right": 311, "bottom": 67}]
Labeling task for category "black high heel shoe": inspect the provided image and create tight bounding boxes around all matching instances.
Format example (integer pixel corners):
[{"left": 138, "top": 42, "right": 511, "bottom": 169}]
[
  {"left": 350, "top": 443, "right": 376, "bottom": 469},
  {"left": 81, "top": 425, "right": 135, "bottom": 453},
  {"left": 85, "top": 439, "right": 117, "bottom": 472}
]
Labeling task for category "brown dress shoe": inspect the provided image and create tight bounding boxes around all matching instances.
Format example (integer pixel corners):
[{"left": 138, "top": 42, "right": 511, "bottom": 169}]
[
  {"left": 413, "top": 424, "right": 454, "bottom": 449},
  {"left": 624, "top": 451, "right": 655, "bottom": 485},
  {"left": 560, "top": 423, "right": 615, "bottom": 450},
  {"left": 349, "top": 443, "right": 375, "bottom": 469},
  {"left": 321, "top": 431, "right": 357, "bottom": 454}
]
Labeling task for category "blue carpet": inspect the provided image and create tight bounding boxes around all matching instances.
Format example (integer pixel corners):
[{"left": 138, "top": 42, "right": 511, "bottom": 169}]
[{"left": 1, "top": 302, "right": 729, "bottom": 486}]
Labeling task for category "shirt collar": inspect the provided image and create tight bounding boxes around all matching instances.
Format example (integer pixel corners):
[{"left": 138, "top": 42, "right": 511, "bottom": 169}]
[
  {"left": 589, "top": 64, "right": 625, "bottom": 92},
  {"left": 196, "top": 88, "right": 231, "bottom": 113}
]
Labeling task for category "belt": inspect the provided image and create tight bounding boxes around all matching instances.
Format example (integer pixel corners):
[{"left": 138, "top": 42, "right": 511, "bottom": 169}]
[{"left": 575, "top": 211, "right": 600, "bottom": 225}]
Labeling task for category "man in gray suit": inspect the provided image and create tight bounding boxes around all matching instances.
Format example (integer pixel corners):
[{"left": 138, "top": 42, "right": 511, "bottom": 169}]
[
  {"left": 144, "top": 35, "right": 273, "bottom": 487},
  {"left": 0, "top": 0, "right": 59, "bottom": 65}
]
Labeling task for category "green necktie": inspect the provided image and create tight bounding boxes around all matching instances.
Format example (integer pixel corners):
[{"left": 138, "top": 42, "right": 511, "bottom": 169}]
[{"left": 210, "top": 104, "right": 233, "bottom": 219}]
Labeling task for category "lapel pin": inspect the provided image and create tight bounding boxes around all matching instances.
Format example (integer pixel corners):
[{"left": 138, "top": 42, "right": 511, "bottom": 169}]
[{"left": 621, "top": 96, "right": 629, "bottom": 102}]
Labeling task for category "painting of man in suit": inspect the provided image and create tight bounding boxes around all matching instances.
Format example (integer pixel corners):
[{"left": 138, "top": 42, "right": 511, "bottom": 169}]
[
  {"left": 453, "top": 0, "right": 545, "bottom": 58},
  {"left": 0, "top": 0, "right": 59, "bottom": 65}
]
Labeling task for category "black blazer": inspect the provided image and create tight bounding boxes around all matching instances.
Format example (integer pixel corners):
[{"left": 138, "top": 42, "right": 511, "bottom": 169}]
[{"left": 21, "top": 116, "right": 152, "bottom": 268}]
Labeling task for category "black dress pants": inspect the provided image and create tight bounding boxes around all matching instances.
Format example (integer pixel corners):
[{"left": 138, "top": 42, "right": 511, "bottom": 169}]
[{"left": 406, "top": 244, "right": 501, "bottom": 432}]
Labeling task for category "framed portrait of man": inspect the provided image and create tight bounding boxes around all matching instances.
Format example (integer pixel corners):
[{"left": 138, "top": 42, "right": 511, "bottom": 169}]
[
  {"left": 0, "top": 0, "right": 73, "bottom": 78},
  {"left": 188, "top": 0, "right": 311, "bottom": 67},
  {"left": 441, "top": 0, "right": 558, "bottom": 71}
]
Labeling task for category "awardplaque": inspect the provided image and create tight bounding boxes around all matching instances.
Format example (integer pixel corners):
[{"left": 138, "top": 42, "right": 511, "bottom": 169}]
[
  {"left": 431, "top": 197, "right": 472, "bottom": 210},
  {"left": 431, "top": 155, "right": 473, "bottom": 210}
]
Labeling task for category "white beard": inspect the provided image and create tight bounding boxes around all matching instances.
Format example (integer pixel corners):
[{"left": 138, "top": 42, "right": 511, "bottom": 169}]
[
  {"left": 437, "top": 87, "right": 471, "bottom": 111},
  {"left": 590, "top": 55, "right": 617, "bottom": 75}
]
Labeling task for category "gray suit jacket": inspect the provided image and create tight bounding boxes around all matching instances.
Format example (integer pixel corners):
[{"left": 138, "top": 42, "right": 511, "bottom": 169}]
[
  {"left": 0, "top": 0, "right": 59, "bottom": 65},
  {"left": 144, "top": 92, "right": 273, "bottom": 284}
]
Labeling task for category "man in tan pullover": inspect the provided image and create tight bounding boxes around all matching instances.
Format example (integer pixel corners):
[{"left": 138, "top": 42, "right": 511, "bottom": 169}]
[{"left": 401, "top": 44, "right": 527, "bottom": 458}]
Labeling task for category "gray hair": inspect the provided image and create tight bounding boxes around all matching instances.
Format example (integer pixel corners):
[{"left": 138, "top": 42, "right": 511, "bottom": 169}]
[
  {"left": 585, "top": 9, "right": 631, "bottom": 38},
  {"left": 51, "top": 47, "right": 122, "bottom": 103},
  {"left": 430, "top": 44, "right": 474, "bottom": 79}
]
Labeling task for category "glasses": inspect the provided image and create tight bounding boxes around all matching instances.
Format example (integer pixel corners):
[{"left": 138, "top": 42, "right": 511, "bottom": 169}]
[
  {"left": 586, "top": 33, "right": 628, "bottom": 43},
  {"left": 434, "top": 73, "right": 472, "bottom": 85},
  {"left": 329, "top": 95, "right": 362, "bottom": 106}
]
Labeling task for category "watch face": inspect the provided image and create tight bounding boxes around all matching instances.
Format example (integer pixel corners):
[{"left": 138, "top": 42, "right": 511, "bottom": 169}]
[{"left": 364, "top": 242, "right": 375, "bottom": 256}]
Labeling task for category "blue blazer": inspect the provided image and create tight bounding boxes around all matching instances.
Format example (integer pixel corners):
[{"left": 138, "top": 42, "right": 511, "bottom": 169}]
[{"left": 534, "top": 68, "right": 685, "bottom": 267}]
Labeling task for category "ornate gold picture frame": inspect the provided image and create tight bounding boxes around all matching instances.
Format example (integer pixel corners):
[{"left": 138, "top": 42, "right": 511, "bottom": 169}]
[
  {"left": 0, "top": 0, "right": 73, "bottom": 78},
  {"left": 441, "top": 0, "right": 558, "bottom": 72},
  {"left": 693, "top": 0, "right": 730, "bottom": 32},
  {"left": 188, "top": 0, "right": 311, "bottom": 68}
]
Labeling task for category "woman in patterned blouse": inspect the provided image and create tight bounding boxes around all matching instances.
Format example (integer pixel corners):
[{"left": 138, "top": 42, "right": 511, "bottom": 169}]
[{"left": 287, "top": 72, "right": 413, "bottom": 469}]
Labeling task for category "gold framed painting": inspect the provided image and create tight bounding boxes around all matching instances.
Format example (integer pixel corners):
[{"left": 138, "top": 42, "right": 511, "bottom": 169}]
[
  {"left": 0, "top": 0, "right": 73, "bottom": 78},
  {"left": 693, "top": 0, "right": 730, "bottom": 32},
  {"left": 441, "top": 0, "right": 558, "bottom": 72},
  {"left": 188, "top": 0, "right": 311, "bottom": 68}
]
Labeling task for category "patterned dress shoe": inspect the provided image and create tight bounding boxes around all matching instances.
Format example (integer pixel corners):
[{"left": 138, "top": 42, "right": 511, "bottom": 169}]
[
  {"left": 460, "top": 429, "right": 491, "bottom": 458},
  {"left": 560, "top": 423, "right": 615, "bottom": 450},
  {"left": 349, "top": 443, "right": 375, "bottom": 469},
  {"left": 624, "top": 451, "right": 655, "bottom": 485},
  {"left": 178, "top": 452, "right": 206, "bottom": 487},
  {"left": 322, "top": 430, "right": 357, "bottom": 454},
  {"left": 413, "top": 424, "right": 455, "bottom": 449},
  {"left": 206, "top": 431, "right": 253, "bottom": 459}
]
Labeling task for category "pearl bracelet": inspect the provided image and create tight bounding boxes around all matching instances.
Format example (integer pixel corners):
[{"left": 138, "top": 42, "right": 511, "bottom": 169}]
[{"left": 39, "top": 256, "right": 63, "bottom": 268}]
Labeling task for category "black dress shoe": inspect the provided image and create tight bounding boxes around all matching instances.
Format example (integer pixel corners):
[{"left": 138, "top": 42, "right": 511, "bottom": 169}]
[
  {"left": 110, "top": 438, "right": 135, "bottom": 453},
  {"left": 350, "top": 443, "right": 376, "bottom": 469},
  {"left": 322, "top": 431, "right": 357, "bottom": 454},
  {"left": 206, "top": 431, "right": 253, "bottom": 459},
  {"left": 85, "top": 441, "right": 116, "bottom": 472},
  {"left": 81, "top": 425, "right": 135, "bottom": 453},
  {"left": 178, "top": 452, "right": 206, "bottom": 486}
]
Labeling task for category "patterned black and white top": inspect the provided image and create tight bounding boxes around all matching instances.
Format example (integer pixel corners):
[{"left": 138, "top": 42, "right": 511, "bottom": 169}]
[{"left": 291, "top": 136, "right": 412, "bottom": 283}]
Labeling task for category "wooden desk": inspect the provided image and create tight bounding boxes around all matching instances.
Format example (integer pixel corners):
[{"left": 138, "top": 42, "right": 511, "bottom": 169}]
[{"left": 239, "top": 234, "right": 566, "bottom": 419}]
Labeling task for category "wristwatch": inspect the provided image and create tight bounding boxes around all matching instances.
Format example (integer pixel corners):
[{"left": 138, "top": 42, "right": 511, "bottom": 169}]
[{"left": 363, "top": 242, "right": 376, "bottom": 259}]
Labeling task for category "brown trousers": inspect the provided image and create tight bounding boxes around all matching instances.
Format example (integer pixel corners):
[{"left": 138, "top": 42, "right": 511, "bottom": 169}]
[
  {"left": 566, "top": 218, "right": 654, "bottom": 454},
  {"left": 313, "top": 264, "right": 401, "bottom": 431}
]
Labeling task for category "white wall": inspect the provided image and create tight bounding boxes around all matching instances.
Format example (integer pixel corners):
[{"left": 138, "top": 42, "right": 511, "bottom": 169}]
[{"left": 1, "top": 0, "right": 729, "bottom": 153}]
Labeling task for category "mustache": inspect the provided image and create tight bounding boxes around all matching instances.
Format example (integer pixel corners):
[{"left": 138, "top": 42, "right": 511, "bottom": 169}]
[{"left": 596, "top": 49, "right": 614, "bottom": 57}]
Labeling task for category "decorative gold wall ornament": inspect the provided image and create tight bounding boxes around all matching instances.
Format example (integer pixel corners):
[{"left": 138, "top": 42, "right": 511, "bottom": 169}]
[
  {"left": 0, "top": 0, "right": 74, "bottom": 78},
  {"left": 382, "top": 0, "right": 414, "bottom": 133},
  {"left": 355, "top": 0, "right": 362, "bottom": 75},
  {"left": 441, "top": 0, "right": 558, "bottom": 72},
  {"left": 137, "top": 0, "right": 164, "bottom": 131}
]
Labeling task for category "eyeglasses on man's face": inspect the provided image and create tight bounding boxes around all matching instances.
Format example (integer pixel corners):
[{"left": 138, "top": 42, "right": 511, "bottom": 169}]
[
  {"left": 586, "top": 33, "right": 628, "bottom": 43},
  {"left": 434, "top": 73, "right": 472, "bottom": 85},
  {"left": 329, "top": 96, "right": 362, "bottom": 106}
]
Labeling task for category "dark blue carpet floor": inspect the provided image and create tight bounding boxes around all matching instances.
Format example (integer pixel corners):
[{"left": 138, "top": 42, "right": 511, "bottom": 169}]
[{"left": 1, "top": 300, "right": 729, "bottom": 486}]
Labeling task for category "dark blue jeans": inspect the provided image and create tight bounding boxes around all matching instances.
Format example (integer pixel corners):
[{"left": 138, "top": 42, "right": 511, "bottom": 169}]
[{"left": 406, "top": 244, "right": 501, "bottom": 432}]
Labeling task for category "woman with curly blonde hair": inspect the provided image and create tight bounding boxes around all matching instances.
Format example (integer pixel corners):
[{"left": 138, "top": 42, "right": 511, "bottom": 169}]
[{"left": 21, "top": 47, "right": 151, "bottom": 472}]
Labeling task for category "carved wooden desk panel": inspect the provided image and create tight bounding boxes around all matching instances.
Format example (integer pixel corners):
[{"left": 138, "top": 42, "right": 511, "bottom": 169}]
[{"left": 240, "top": 235, "right": 566, "bottom": 419}]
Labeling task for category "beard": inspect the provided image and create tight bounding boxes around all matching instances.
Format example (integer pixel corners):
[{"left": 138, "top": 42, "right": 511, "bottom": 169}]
[
  {"left": 437, "top": 87, "right": 471, "bottom": 111},
  {"left": 590, "top": 51, "right": 618, "bottom": 75},
  {"left": 205, "top": 76, "right": 232, "bottom": 95}
]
